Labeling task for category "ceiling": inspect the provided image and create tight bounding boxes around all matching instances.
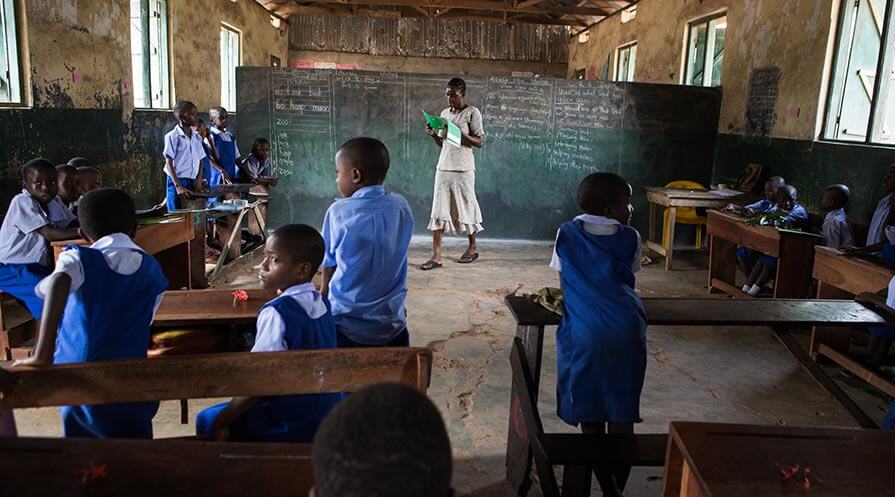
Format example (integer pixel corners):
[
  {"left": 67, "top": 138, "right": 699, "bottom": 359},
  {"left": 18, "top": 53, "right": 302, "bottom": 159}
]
[{"left": 257, "top": 0, "right": 637, "bottom": 30}]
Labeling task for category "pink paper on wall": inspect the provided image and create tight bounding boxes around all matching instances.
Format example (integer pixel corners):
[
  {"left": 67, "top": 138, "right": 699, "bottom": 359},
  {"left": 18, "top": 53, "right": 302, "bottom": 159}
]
[
  {"left": 291, "top": 59, "right": 315, "bottom": 69},
  {"left": 72, "top": 70, "right": 83, "bottom": 84}
]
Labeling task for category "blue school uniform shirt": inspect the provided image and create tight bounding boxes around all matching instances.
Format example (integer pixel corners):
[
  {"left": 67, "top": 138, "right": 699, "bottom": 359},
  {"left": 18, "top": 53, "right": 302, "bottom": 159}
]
[
  {"left": 745, "top": 199, "right": 775, "bottom": 213},
  {"left": 769, "top": 203, "right": 808, "bottom": 228},
  {"left": 322, "top": 185, "right": 414, "bottom": 345},
  {"left": 209, "top": 127, "right": 240, "bottom": 181},
  {"left": 196, "top": 283, "right": 342, "bottom": 442},
  {"left": 241, "top": 155, "right": 270, "bottom": 180},
  {"left": 821, "top": 208, "right": 853, "bottom": 249},
  {"left": 550, "top": 218, "right": 647, "bottom": 425},
  {"left": 163, "top": 125, "right": 206, "bottom": 181},
  {"left": 867, "top": 194, "right": 893, "bottom": 246},
  {"left": 47, "top": 235, "right": 168, "bottom": 438},
  {"left": 0, "top": 189, "right": 76, "bottom": 267}
]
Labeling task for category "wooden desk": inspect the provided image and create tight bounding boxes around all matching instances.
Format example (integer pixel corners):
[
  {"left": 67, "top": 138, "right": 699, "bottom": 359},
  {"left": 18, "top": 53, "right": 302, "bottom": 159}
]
[
  {"left": 0, "top": 437, "right": 314, "bottom": 497},
  {"left": 51, "top": 215, "right": 195, "bottom": 290},
  {"left": 153, "top": 288, "right": 277, "bottom": 327},
  {"left": 810, "top": 245, "right": 895, "bottom": 403},
  {"left": 707, "top": 209, "right": 818, "bottom": 298},
  {"left": 644, "top": 188, "right": 756, "bottom": 270},
  {"left": 663, "top": 421, "right": 895, "bottom": 497}
]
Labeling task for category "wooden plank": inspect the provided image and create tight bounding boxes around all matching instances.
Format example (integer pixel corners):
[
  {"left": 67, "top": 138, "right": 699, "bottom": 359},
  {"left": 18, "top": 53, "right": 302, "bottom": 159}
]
[
  {"left": 668, "top": 421, "right": 895, "bottom": 497},
  {"left": 811, "top": 280, "right": 855, "bottom": 359},
  {"left": 0, "top": 348, "right": 432, "bottom": 409},
  {"left": 0, "top": 437, "right": 314, "bottom": 497},
  {"left": 505, "top": 295, "right": 561, "bottom": 327},
  {"left": 153, "top": 289, "right": 278, "bottom": 327},
  {"left": 813, "top": 245, "right": 894, "bottom": 294},
  {"left": 665, "top": 206, "right": 677, "bottom": 270},
  {"left": 281, "top": 0, "right": 610, "bottom": 16},
  {"left": 707, "top": 233, "right": 737, "bottom": 294},
  {"left": 774, "top": 231, "right": 818, "bottom": 298},
  {"left": 645, "top": 240, "right": 668, "bottom": 257},
  {"left": 706, "top": 210, "right": 780, "bottom": 256},
  {"left": 645, "top": 299, "right": 886, "bottom": 327},
  {"left": 817, "top": 343, "right": 895, "bottom": 398},
  {"left": 50, "top": 215, "right": 194, "bottom": 258},
  {"left": 661, "top": 430, "right": 685, "bottom": 497}
]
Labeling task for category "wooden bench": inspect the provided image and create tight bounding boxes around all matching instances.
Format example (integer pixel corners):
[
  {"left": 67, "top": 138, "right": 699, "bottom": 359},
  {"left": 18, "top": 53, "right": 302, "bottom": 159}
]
[
  {"left": 663, "top": 421, "right": 895, "bottom": 497},
  {"left": 503, "top": 294, "right": 891, "bottom": 496},
  {"left": 707, "top": 209, "right": 818, "bottom": 298},
  {"left": 509, "top": 338, "right": 667, "bottom": 497},
  {"left": 0, "top": 292, "right": 35, "bottom": 361}
]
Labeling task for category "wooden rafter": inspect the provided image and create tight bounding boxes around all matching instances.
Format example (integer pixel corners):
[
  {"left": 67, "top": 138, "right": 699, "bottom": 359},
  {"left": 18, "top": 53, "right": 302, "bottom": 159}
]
[{"left": 271, "top": 0, "right": 610, "bottom": 17}]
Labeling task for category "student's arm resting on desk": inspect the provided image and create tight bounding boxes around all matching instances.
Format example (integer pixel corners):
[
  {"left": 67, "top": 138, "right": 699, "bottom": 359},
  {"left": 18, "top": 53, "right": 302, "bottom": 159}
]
[
  {"left": 15, "top": 273, "right": 70, "bottom": 366},
  {"left": 37, "top": 225, "right": 80, "bottom": 241}
]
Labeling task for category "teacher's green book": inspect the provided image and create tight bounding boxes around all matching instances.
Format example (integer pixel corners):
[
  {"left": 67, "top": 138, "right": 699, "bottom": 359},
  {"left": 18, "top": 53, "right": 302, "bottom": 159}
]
[
  {"left": 422, "top": 110, "right": 447, "bottom": 129},
  {"left": 446, "top": 121, "right": 462, "bottom": 148}
]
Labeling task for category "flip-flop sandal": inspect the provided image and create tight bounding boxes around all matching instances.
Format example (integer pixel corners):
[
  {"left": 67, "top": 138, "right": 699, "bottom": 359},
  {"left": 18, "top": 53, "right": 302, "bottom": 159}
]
[
  {"left": 420, "top": 259, "right": 443, "bottom": 271},
  {"left": 458, "top": 252, "right": 479, "bottom": 264}
]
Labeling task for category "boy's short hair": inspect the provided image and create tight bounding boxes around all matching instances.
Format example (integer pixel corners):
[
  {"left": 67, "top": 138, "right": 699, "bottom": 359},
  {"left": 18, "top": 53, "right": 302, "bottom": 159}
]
[
  {"left": 767, "top": 176, "right": 785, "bottom": 187},
  {"left": 825, "top": 184, "right": 850, "bottom": 206},
  {"left": 271, "top": 224, "right": 325, "bottom": 273},
  {"left": 778, "top": 184, "right": 798, "bottom": 200},
  {"left": 56, "top": 164, "right": 77, "bottom": 175},
  {"left": 67, "top": 157, "right": 90, "bottom": 168},
  {"left": 78, "top": 188, "right": 136, "bottom": 240},
  {"left": 173, "top": 100, "right": 196, "bottom": 115},
  {"left": 312, "top": 383, "right": 452, "bottom": 497},
  {"left": 577, "top": 172, "right": 630, "bottom": 216},
  {"left": 252, "top": 137, "right": 269, "bottom": 151},
  {"left": 337, "top": 137, "right": 390, "bottom": 183},
  {"left": 209, "top": 106, "right": 227, "bottom": 119},
  {"left": 21, "top": 158, "right": 56, "bottom": 179}
]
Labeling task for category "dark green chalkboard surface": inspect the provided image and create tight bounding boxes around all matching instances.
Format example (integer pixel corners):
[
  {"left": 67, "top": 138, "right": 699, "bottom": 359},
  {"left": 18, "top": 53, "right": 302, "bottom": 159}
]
[{"left": 236, "top": 68, "right": 721, "bottom": 239}]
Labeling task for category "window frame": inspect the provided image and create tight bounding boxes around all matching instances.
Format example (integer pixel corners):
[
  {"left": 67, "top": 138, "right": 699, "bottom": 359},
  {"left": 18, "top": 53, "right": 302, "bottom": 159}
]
[
  {"left": 130, "top": 0, "right": 171, "bottom": 110},
  {"left": 220, "top": 23, "right": 241, "bottom": 111},
  {"left": 683, "top": 11, "right": 727, "bottom": 88},
  {"left": 0, "top": 0, "right": 23, "bottom": 106},
  {"left": 821, "top": 0, "right": 895, "bottom": 146},
  {"left": 614, "top": 42, "right": 637, "bottom": 82}
]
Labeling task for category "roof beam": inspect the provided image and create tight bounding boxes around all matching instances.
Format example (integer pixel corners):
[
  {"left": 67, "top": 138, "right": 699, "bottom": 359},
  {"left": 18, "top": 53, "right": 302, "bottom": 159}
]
[{"left": 279, "top": 0, "right": 609, "bottom": 16}]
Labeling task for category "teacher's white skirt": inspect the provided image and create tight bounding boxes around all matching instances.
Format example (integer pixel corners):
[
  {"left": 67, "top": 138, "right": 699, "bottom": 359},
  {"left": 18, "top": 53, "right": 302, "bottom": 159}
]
[{"left": 428, "top": 170, "right": 484, "bottom": 235}]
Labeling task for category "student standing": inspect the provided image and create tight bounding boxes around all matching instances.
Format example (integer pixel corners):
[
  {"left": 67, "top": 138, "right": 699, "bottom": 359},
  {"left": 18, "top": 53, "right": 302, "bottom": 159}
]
[
  {"left": 208, "top": 106, "right": 239, "bottom": 186},
  {"left": 163, "top": 100, "right": 207, "bottom": 212},
  {"left": 0, "top": 159, "right": 79, "bottom": 319},
  {"left": 16, "top": 188, "right": 168, "bottom": 438},
  {"left": 421, "top": 77, "right": 485, "bottom": 270},
  {"left": 321, "top": 138, "right": 413, "bottom": 347},
  {"left": 549, "top": 172, "right": 646, "bottom": 497}
]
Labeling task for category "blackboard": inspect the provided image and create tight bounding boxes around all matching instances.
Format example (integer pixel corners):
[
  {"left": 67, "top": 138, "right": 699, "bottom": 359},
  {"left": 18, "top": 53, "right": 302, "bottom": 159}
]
[{"left": 236, "top": 68, "right": 721, "bottom": 239}]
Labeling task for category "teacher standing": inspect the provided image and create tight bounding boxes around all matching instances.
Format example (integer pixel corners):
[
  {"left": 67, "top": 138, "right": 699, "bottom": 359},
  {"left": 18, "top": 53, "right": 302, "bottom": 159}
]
[{"left": 421, "top": 78, "right": 485, "bottom": 271}]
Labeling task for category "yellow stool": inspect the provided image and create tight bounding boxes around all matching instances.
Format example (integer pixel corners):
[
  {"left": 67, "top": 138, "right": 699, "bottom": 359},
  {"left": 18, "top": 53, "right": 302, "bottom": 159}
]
[{"left": 662, "top": 180, "right": 707, "bottom": 249}]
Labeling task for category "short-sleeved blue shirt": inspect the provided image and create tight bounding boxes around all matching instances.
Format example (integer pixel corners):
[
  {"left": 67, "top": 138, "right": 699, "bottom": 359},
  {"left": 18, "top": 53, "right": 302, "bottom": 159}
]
[{"left": 322, "top": 185, "right": 414, "bottom": 344}]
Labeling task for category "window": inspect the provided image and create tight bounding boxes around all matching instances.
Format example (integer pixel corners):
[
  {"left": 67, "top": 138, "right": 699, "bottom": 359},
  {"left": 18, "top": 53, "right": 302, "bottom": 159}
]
[
  {"left": 824, "top": 0, "right": 895, "bottom": 144},
  {"left": 130, "top": 0, "right": 170, "bottom": 109},
  {"left": 615, "top": 43, "right": 637, "bottom": 82},
  {"left": 0, "top": 0, "right": 22, "bottom": 104},
  {"left": 684, "top": 13, "right": 726, "bottom": 87},
  {"left": 220, "top": 25, "right": 240, "bottom": 111}
]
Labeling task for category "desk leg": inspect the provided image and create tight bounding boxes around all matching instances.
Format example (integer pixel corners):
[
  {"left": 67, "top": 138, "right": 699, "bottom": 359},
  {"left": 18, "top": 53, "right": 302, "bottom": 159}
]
[
  {"left": 661, "top": 437, "right": 684, "bottom": 497},
  {"left": 155, "top": 242, "right": 191, "bottom": 290},
  {"left": 561, "top": 466, "right": 592, "bottom": 497},
  {"left": 775, "top": 238, "right": 814, "bottom": 298},
  {"left": 810, "top": 281, "right": 853, "bottom": 361},
  {"left": 649, "top": 202, "right": 657, "bottom": 246},
  {"left": 665, "top": 207, "right": 677, "bottom": 271},
  {"left": 506, "top": 324, "right": 546, "bottom": 497},
  {"left": 708, "top": 235, "right": 736, "bottom": 294}
]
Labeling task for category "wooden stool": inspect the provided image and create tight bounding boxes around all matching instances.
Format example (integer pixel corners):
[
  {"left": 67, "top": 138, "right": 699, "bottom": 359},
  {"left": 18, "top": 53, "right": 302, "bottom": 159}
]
[{"left": 0, "top": 293, "right": 35, "bottom": 361}]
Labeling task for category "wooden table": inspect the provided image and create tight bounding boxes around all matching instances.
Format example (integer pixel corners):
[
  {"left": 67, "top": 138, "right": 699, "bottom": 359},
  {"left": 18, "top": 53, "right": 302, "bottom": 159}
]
[
  {"left": 663, "top": 421, "right": 895, "bottom": 497},
  {"left": 707, "top": 209, "right": 818, "bottom": 298},
  {"left": 51, "top": 215, "right": 195, "bottom": 290},
  {"left": 502, "top": 295, "right": 891, "bottom": 494},
  {"left": 0, "top": 437, "right": 314, "bottom": 497},
  {"left": 153, "top": 288, "right": 277, "bottom": 327},
  {"left": 810, "top": 245, "right": 895, "bottom": 403},
  {"left": 644, "top": 187, "right": 756, "bottom": 270}
]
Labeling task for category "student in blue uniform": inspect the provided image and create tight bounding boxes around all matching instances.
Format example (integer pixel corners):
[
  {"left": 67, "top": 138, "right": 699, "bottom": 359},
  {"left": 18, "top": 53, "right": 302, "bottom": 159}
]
[
  {"left": 741, "top": 185, "right": 809, "bottom": 296},
  {"left": 163, "top": 100, "right": 207, "bottom": 212},
  {"left": 16, "top": 188, "right": 168, "bottom": 438},
  {"left": 0, "top": 159, "right": 79, "bottom": 320},
  {"left": 55, "top": 164, "right": 82, "bottom": 212},
  {"left": 195, "top": 224, "right": 342, "bottom": 442},
  {"left": 208, "top": 106, "right": 239, "bottom": 185},
  {"left": 312, "top": 383, "right": 453, "bottom": 497},
  {"left": 548, "top": 172, "right": 647, "bottom": 497},
  {"left": 237, "top": 138, "right": 272, "bottom": 182},
  {"left": 736, "top": 176, "right": 785, "bottom": 277},
  {"left": 819, "top": 184, "right": 853, "bottom": 249},
  {"left": 321, "top": 137, "right": 414, "bottom": 348}
]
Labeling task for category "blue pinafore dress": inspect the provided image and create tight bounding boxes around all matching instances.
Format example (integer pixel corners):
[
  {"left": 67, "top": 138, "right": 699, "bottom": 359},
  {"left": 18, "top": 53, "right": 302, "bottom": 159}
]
[
  {"left": 195, "top": 295, "right": 343, "bottom": 442},
  {"left": 555, "top": 220, "right": 647, "bottom": 425},
  {"left": 54, "top": 245, "right": 168, "bottom": 438},
  {"left": 208, "top": 133, "right": 238, "bottom": 204}
]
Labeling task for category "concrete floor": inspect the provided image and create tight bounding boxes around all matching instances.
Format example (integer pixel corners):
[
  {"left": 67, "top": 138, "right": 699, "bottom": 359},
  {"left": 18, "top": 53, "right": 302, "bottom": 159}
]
[{"left": 13, "top": 239, "right": 892, "bottom": 497}]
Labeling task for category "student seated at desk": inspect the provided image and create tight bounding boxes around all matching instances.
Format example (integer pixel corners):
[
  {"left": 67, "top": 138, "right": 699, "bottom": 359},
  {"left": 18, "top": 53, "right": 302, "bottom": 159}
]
[
  {"left": 196, "top": 224, "right": 341, "bottom": 442},
  {"left": 819, "top": 184, "right": 854, "bottom": 249},
  {"left": 16, "top": 188, "right": 168, "bottom": 438},
  {"left": 68, "top": 158, "right": 103, "bottom": 194},
  {"left": 737, "top": 176, "right": 786, "bottom": 276},
  {"left": 0, "top": 159, "right": 79, "bottom": 320},
  {"left": 846, "top": 164, "right": 895, "bottom": 252},
  {"left": 312, "top": 383, "right": 453, "bottom": 497},
  {"left": 321, "top": 138, "right": 413, "bottom": 348},
  {"left": 548, "top": 172, "right": 646, "bottom": 497},
  {"left": 55, "top": 164, "right": 82, "bottom": 212},
  {"left": 237, "top": 138, "right": 276, "bottom": 186},
  {"left": 741, "top": 185, "right": 808, "bottom": 296}
]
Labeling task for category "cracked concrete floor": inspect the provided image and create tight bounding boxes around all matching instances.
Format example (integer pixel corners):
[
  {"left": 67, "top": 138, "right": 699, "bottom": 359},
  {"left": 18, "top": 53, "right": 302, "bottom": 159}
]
[{"left": 12, "top": 239, "right": 892, "bottom": 497}]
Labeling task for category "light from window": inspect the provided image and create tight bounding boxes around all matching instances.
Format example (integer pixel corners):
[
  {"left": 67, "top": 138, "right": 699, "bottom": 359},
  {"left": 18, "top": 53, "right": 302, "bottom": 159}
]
[
  {"left": 824, "top": 0, "right": 895, "bottom": 144},
  {"left": 615, "top": 43, "right": 637, "bottom": 82},
  {"left": 221, "top": 25, "right": 240, "bottom": 111},
  {"left": 0, "top": 0, "right": 21, "bottom": 104},
  {"left": 130, "top": 0, "right": 170, "bottom": 109},
  {"left": 685, "top": 14, "right": 726, "bottom": 87},
  {"left": 621, "top": 5, "right": 637, "bottom": 24}
]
